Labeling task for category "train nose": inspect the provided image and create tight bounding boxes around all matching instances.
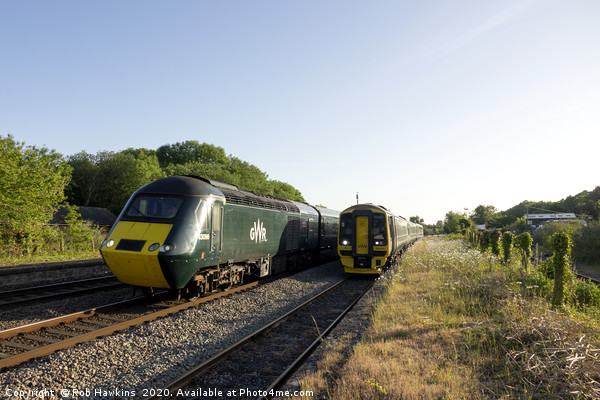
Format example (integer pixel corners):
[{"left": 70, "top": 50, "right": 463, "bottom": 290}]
[
  {"left": 100, "top": 221, "right": 174, "bottom": 289},
  {"left": 355, "top": 256, "right": 370, "bottom": 268}
]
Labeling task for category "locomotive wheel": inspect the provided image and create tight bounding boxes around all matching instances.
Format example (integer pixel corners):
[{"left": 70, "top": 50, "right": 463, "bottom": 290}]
[
  {"left": 183, "top": 285, "right": 202, "bottom": 301},
  {"left": 141, "top": 287, "right": 155, "bottom": 299}
]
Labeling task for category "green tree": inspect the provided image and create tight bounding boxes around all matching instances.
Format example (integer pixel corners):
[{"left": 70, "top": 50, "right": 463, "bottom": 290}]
[
  {"left": 270, "top": 180, "right": 305, "bottom": 202},
  {"left": 95, "top": 151, "right": 164, "bottom": 214},
  {"left": 410, "top": 216, "right": 424, "bottom": 225},
  {"left": 157, "top": 141, "right": 228, "bottom": 168},
  {"left": 66, "top": 151, "right": 99, "bottom": 206},
  {"left": 68, "top": 150, "right": 164, "bottom": 215},
  {"left": 470, "top": 205, "right": 497, "bottom": 226},
  {"left": 514, "top": 216, "right": 527, "bottom": 232},
  {"left": 573, "top": 222, "right": 600, "bottom": 264},
  {"left": 443, "top": 211, "right": 461, "bottom": 234},
  {"left": 0, "top": 135, "right": 70, "bottom": 255},
  {"left": 443, "top": 211, "right": 471, "bottom": 234},
  {"left": 227, "top": 156, "right": 270, "bottom": 193}
]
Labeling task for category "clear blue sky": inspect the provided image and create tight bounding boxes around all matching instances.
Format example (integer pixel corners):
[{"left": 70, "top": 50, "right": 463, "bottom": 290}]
[{"left": 2, "top": 0, "right": 599, "bottom": 224}]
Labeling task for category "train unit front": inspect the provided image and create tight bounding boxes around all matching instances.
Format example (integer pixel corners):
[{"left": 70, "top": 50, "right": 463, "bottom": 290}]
[
  {"left": 337, "top": 204, "right": 393, "bottom": 274},
  {"left": 337, "top": 203, "right": 422, "bottom": 274},
  {"left": 100, "top": 176, "right": 226, "bottom": 291}
]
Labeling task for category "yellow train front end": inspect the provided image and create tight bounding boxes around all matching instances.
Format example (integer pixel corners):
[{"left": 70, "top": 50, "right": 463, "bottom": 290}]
[
  {"left": 337, "top": 204, "right": 391, "bottom": 274},
  {"left": 100, "top": 220, "right": 173, "bottom": 289}
]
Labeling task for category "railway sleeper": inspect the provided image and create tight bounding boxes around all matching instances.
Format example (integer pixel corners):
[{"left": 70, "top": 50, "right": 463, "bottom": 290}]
[
  {"left": 22, "top": 334, "right": 62, "bottom": 344},
  {"left": 0, "top": 340, "right": 35, "bottom": 351}
]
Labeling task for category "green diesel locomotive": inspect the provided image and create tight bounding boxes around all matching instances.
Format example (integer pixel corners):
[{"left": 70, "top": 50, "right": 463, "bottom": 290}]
[{"left": 100, "top": 176, "right": 339, "bottom": 298}]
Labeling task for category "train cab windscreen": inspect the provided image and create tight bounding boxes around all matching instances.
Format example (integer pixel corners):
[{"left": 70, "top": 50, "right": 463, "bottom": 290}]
[
  {"left": 339, "top": 214, "right": 353, "bottom": 245},
  {"left": 372, "top": 213, "right": 387, "bottom": 246},
  {"left": 125, "top": 196, "right": 183, "bottom": 220}
]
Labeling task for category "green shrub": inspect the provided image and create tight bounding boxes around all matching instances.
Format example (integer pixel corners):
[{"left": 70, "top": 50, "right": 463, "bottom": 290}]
[
  {"left": 573, "top": 222, "right": 600, "bottom": 264},
  {"left": 515, "top": 232, "right": 533, "bottom": 271},
  {"left": 490, "top": 230, "right": 501, "bottom": 256},
  {"left": 533, "top": 221, "right": 582, "bottom": 255},
  {"left": 538, "top": 258, "right": 555, "bottom": 280},
  {"left": 501, "top": 232, "right": 514, "bottom": 263},
  {"left": 524, "top": 269, "right": 553, "bottom": 297},
  {"left": 551, "top": 232, "right": 573, "bottom": 309},
  {"left": 572, "top": 280, "right": 600, "bottom": 308},
  {"left": 479, "top": 231, "right": 490, "bottom": 252}
]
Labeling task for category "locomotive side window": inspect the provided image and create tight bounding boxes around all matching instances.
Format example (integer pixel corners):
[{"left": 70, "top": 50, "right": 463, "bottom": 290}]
[
  {"left": 339, "top": 214, "right": 353, "bottom": 245},
  {"left": 125, "top": 196, "right": 183, "bottom": 220},
  {"left": 211, "top": 203, "right": 223, "bottom": 252},
  {"left": 372, "top": 213, "right": 387, "bottom": 246},
  {"left": 195, "top": 200, "right": 210, "bottom": 231}
]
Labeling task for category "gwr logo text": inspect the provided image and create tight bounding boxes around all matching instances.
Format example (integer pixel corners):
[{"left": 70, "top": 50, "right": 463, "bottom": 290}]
[{"left": 250, "top": 219, "right": 267, "bottom": 243}]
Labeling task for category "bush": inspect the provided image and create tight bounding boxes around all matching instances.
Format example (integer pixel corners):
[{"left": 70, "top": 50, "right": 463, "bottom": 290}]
[
  {"left": 524, "top": 268, "right": 553, "bottom": 297},
  {"left": 501, "top": 231, "right": 514, "bottom": 263},
  {"left": 490, "top": 230, "right": 501, "bottom": 256},
  {"left": 572, "top": 280, "right": 600, "bottom": 308},
  {"left": 573, "top": 222, "right": 600, "bottom": 264},
  {"left": 551, "top": 232, "right": 573, "bottom": 308},
  {"left": 515, "top": 232, "right": 533, "bottom": 271},
  {"left": 532, "top": 221, "right": 582, "bottom": 255}
]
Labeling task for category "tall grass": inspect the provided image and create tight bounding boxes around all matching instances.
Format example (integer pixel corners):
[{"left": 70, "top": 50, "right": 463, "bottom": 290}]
[{"left": 296, "top": 238, "right": 600, "bottom": 399}]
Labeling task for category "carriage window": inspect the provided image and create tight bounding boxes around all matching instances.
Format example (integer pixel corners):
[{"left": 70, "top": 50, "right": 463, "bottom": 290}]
[
  {"left": 126, "top": 196, "right": 183, "bottom": 219},
  {"left": 372, "top": 213, "right": 387, "bottom": 245},
  {"left": 339, "top": 214, "right": 353, "bottom": 245}
]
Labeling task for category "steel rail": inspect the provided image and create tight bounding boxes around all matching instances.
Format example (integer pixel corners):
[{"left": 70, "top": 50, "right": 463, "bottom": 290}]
[
  {"left": 0, "top": 276, "right": 117, "bottom": 298},
  {"left": 147, "top": 277, "right": 354, "bottom": 400},
  {"left": 576, "top": 271, "right": 600, "bottom": 286},
  {"left": 0, "top": 276, "right": 125, "bottom": 309},
  {"left": 0, "top": 280, "right": 260, "bottom": 370},
  {"left": 258, "top": 281, "right": 374, "bottom": 399}
]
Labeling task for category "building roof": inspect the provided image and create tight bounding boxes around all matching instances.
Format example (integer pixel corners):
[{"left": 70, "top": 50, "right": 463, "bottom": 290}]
[
  {"left": 526, "top": 213, "right": 576, "bottom": 220},
  {"left": 50, "top": 206, "right": 117, "bottom": 227}
]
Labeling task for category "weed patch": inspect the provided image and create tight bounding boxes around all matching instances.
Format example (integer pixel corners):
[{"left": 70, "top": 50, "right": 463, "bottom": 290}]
[{"left": 296, "top": 238, "right": 600, "bottom": 399}]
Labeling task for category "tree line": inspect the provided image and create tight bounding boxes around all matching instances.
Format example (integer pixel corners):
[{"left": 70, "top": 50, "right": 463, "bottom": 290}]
[
  {"left": 437, "top": 192, "right": 600, "bottom": 265},
  {"left": 0, "top": 135, "right": 305, "bottom": 259},
  {"left": 68, "top": 140, "right": 305, "bottom": 216}
]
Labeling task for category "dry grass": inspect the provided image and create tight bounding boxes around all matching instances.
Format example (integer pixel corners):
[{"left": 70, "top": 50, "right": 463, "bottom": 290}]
[{"left": 294, "top": 238, "right": 600, "bottom": 399}]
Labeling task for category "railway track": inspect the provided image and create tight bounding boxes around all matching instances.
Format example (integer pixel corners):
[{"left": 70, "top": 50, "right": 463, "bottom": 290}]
[
  {"left": 147, "top": 276, "right": 375, "bottom": 400},
  {"left": 576, "top": 271, "right": 600, "bottom": 286},
  {"left": 0, "top": 276, "right": 124, "bottom": 309},
  {"left": 0, "top": 280, "right": 263, "bottom": 370}
]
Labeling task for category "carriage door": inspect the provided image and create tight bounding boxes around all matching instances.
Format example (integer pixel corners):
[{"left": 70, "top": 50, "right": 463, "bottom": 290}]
[
  {"left": 211, "top": 202, "right": 223, "bottom": 254},
  {"left": 355, "top": 215, "right": 370, "bottom": 255}
]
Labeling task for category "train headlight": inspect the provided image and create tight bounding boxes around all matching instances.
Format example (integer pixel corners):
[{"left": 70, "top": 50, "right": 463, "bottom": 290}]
[
  {"left": 341, "top": 240, "right": 350, "bottom": 246},
  {"left": 105, "top": 239, "right": 114, "bottom": 248},
  {"left": 160, "top": 243, "right": 175, "bottom": 253},
  {"left": 148, "top": 243, "right": 160, "bottom": 252}
]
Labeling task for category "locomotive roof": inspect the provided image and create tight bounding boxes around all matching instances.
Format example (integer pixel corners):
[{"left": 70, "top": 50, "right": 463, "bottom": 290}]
[
  {"left": 135, "top": 175, "right": 225, "bottom": 198},
  {"left": 136, "top": 175, "right": 302, "bottom": 213},
  {"left": 217, "top": 185, "right": 300, "bottom": 213},
  {"left": 341, "top": 203, "right": 390, "bottom": 214},
  {"left": 341, "top": 203, "right": 411, "bottom": 221}
]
